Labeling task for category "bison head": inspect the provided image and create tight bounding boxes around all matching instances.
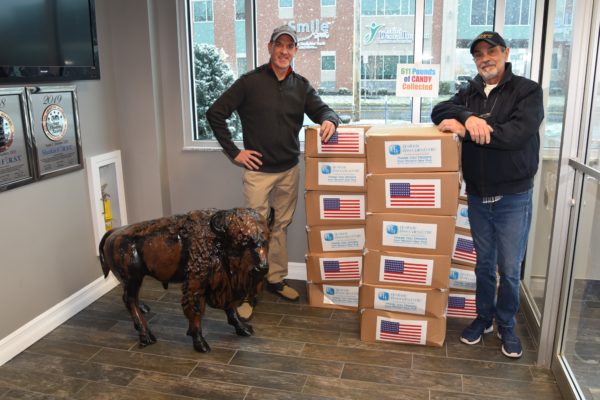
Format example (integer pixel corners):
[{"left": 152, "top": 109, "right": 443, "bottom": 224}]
[{"left": 210, "top": 208, "right": 274, "bottom": 274}]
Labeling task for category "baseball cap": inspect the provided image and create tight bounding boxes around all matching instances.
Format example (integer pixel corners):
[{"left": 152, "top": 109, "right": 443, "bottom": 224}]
[
  {"left": 469, "top": 31, "right": 507, "bottom": 54},
  {"left": 270, "top": 25, "right": 297, "bottom": 44}
]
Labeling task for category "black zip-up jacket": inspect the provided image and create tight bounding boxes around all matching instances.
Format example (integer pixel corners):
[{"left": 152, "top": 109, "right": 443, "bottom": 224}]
[
  {"left": 207, "top": 63, "right": 340, "bottom": 173},
  {"left": 431, "top": 63, "right": 544, "bottom": 197}
]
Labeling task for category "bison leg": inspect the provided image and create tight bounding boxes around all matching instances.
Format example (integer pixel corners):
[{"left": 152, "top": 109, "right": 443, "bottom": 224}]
[
  {"left": 123, "top": 279, "right": 156, "bottom": 347},
  {"left": 182, "top": 285, "right": 210, "bottom": 353},
  {"left": 139, "top": 303, "right": 151, "bottom": 314},
  {"left": 226, "top": 307, "right": 254, "bottom": 336}
]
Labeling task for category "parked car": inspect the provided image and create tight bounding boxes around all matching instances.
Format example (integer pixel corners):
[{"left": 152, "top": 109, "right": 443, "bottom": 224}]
[{"left": 455, "top": 75, "right": 471, "bottom": 91}]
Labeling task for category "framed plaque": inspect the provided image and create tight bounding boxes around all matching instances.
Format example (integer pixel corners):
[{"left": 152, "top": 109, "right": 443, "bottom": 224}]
[
  {"left": 0, "top": 87, "right": 36, "bottom": 192},
  {"left": 26, "top": 86, "right": 83, "bottom": 179},
  {"left": 87, "top": 150, "right": 128, "bottom": 255}
]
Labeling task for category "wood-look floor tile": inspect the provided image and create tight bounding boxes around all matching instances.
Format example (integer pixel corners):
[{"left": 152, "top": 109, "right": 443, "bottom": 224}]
[
  {"left": 341, "top": 362, "right": 462, "bottom": 391},
  {"left": 462, "top": 374, "right": 563, "bottom": 399},
  {"left": 203, "top": 331, "right": 304, "bottom": 356},
  {"left": 128, "top": 370, "right": 249, "bottom": 400},
  {"left": 190, "top": 362, "right": 307, "bottom": 391},
  {"left": 43, "top": 325, "right": 137, "bottom": 350},
  {"left": 301, "top": 343, "right": 411, "bottom": 368},
  {"left": 230, "top": 350, "right": 343, "bottom": 377},
  {"left": 338, "top": 332, "right": 447, "bottom": 357},
  {"left": 89, "top": 348, "right": 198, "bottom": 376},
  {"left": 530, "top": 366, "right": 557, "bottom": 382},
  {"left": 1, "top": 388, "right": 61, "bottom": 399},
  {"left": 330, "top": 309, "right": 360, "bottom": 322},
  {"left": 251, "top": 324, "right": 340, "bottom": 345},
  {"left": 255, "top": 301, "right": 334, "bottom": 319},
  {"left": 303, "top": 375, "right": 429, "bottom": 400},
  {"left": 63, "top": 313, "right": 121, "bottom": 331},
  {"left": 446, "top": 341, "right": 537, "bottom": 365},
  {"left": 278, "top": 315, "right": 360, "bottom": 333},
  {"left": 6, "top": 352, "right": 139, "bottom": 386},
  {"left": 413, "top": 354, "right": 534, "bottom": 381},
  {"left": 0, "top": 366, "right": 87, "bottom": 398},
  {"left": 73, "top": 381, "right": 191, "bottom": 400},
  {"left": 244, "top": 386, "right": 336, "bottom": 400},
  {"left": 129, "top": 339, "right": 235, "bottom": 364},
  {"left": 70, "top": 306, "right": 142, "bottom": 324},
  {"left": 24, "top": 338, "right": 102, "bottom": 361},
  {"left": 429, "top": 390, "right": 507, "bottom": 399}
]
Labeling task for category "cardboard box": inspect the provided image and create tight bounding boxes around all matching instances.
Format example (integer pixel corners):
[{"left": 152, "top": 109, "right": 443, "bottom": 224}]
[
  {"left": 451, "top": 232, "right": 476, "bottom": 266},
  {"left": 447, "top": 290, "right": 477, "bottom": 319},
  {"left": 306, "top": 252, "right": 363, "bottom": 283},
  {"left": 366, "top": 172, "right": 459, "bottom": 216},
  {"left": 305, "top": 191, "right": 366, "bottom": 226},
  {"left": 359, "top": 284, "right": 448, "bottom": 318},
  {"left": 304, "top": 125, "right": 369, "bottom": 158},
  {"left": 448, "top": 264, "right": 476, "bottom": 291},
  {"left": 305, "top": 157, "right": 366, "bottom": 192},
  {"left": 306, "top": 225, "right": 366, "bottom": 253},
  {"left": 363, "top": 249, "right": 451, "bottom": 289},
  {"left": 455, "top": 200, "right": 470, "bottom": 233},
  {"left": 365, "top": 213, "right": 455, "bottom": 255},
  {"left": 307, "top": 282, "right": 359, "bottom": 310},
  {"left": 365, "top": 125, "right": 459, "bottom": 173},
  {"left": 360, "top": 308, "right": 446, "bottom": 347}
]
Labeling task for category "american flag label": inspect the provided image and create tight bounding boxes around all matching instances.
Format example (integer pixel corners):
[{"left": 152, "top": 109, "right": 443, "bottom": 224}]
[
  {"left": 452, "top": 234, "right": 477, "bottom": 265},
  {"left": 322, "top": 285, "right": 359, "bottom": 307},
  {"left": 447, "top": 293, "right": 477, "bottom": 318},
  {"left": 320, "top": 228, "right": 365, "bottom": 252},
  {"left": 319, "top": 194, "right": 365, "bottom": 220},
  {"left": 456, "top": 203, "right": 470, "bottom": 230},
  {"left": 382, "top": 221, "right": 437, "bottom": 249},
  {"left": 317, "top": 127, "right": 365, "bottom": 155},
  {"left": 319, "top": 256, "right": 362, "bottom": 280},
  {"left": 376, "top": 316, "right": 427, "bottom": 345},
  {"left": 379, "top": 256, "right": 433, "bottom": 286},
  {"left": 317, "top": 162, "right": 365, "bottom": 187},
  {"left": 373, "top": 288, "right": 427, "bottom": 315},
  {"left": 386, "top": 179, "right": 440, "bottom": 208},
  {"left": 384, "top": 140, "right": 442, "bottom": 169},
  {"left": 449, "top": 267, "right": 476, "bottom": 291}
]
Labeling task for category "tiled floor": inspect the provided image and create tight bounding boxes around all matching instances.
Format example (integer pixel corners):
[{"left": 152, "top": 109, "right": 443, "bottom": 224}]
[{"left": 0, "top": 279, "right": 564, "bottom": 399}]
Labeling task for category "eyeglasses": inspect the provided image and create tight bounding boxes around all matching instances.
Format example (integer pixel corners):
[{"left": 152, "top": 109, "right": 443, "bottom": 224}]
[
  {"left": 273, "top": 41, "right": 296, "bottom": 51},
  {"left": 472, "top": 46, "right": 504, "bottom": 61}
]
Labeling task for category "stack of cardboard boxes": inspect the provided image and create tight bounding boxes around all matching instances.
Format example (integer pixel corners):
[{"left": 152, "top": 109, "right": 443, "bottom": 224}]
[
  {"left": 304, "top": 126, "right": 369, "bottom": 311},
  {"left": 447, "top": 180, "right": 478, "bottom": 319},
  {"left": 359, "top": 125, "right": 460, "bottom": 347}
]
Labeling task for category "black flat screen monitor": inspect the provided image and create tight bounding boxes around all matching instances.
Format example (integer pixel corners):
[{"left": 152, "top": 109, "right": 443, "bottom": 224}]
[{"left": 0, "top": 0, "right": 100, "bottom": 83}]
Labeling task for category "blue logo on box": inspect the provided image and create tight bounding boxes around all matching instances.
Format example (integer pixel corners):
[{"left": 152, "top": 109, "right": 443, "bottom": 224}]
[
  {"left": 321, "top": 165, "right": 332, "bottom": 174},
  {"left": 449, "top": 271, "right": 458, "bottom": 280},
  {"left": 325, "top": 287, "right": 335, "bottom": 295},
  {"left": 324, "top": 233, "right": 334, "bottom": 241},
  {"left": 386, "top": 224, "right": 398, "bottom": 234},
  {"left": 388, "top": 144, "right": 401, "bottom": 155},
  {"left": 377, "top": 291, "right": 389, "bottom": 301},
  {"left": 460, "top": 208, "right": 469, "bottom": 217}
]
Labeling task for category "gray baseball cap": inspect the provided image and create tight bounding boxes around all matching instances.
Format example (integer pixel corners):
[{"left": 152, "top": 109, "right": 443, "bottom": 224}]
[{"left": 270, "top": 25, "right": 297, "bottom": 44}]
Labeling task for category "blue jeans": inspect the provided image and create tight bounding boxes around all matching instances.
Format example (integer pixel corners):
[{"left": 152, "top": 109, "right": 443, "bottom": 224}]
[{"left": 467, "top": 190, "right": 533, "bottom": 330}]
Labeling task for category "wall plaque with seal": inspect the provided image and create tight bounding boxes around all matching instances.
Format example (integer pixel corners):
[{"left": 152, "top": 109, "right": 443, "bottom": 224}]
[
  {"left": 0, "top": 87, "right": 36, "bottom": 192},
  {"left": 26, "top": 86, "right": 83, "bottom": 179}
]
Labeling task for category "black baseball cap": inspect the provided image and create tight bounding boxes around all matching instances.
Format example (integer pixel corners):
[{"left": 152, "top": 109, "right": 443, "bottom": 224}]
[
  {"left": 469, "top": 31, "right": 507, "bottom": 54},
  {"left": 270, "top": 25, "right": 298, "bottom": 44}
]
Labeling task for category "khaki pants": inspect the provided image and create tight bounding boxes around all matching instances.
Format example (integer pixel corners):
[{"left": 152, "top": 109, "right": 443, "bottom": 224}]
[{"left": 243, "top": 165, "right": 299, "bottom": 284}]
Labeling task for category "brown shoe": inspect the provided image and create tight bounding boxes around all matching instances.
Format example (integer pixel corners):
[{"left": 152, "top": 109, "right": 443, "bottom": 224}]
[
  {"left": 267, "top": 280, "right": 300, "bottom": 301},
  {"left": 237, "top": 300, "right": 253, "bottom": 322}
]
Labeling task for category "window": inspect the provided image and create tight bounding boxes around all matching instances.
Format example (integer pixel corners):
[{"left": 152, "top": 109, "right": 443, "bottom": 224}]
[
  {"left": 321, "top": 0, "right": 336, "bottom": 5},
  {"left": 193, "top": 0, "right": 213, "bottom": 23},
  {"left": 321, "top": 55, "right": 336, "bottom": 71},
  {"left": 563, "top": 0, "right": 573, "bottom": 25},
  {"left": 471, "top": 0, "right": 494, "bottom": 26},
  {"left": 505, "top": 0, "right": 530, "bottom": 25},
  {"left": 361, "top": 0, "right": 414, "bottom": 16},
  {"left": 235, "top": 0, "right": 245, "bottom": 20},
  {"left": 279, "top": 0, "right": 293, "bottom": 7}
]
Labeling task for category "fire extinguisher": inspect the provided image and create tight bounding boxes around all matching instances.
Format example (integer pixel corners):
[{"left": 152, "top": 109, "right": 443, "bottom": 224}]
[{"left": 102, "top": 192, "right": 113, "bottom": 231}]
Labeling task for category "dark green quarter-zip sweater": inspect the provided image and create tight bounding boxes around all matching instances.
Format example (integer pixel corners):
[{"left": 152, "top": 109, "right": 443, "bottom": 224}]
[{"left": 207, "top": 63, "right": 340, "bottom": 173}]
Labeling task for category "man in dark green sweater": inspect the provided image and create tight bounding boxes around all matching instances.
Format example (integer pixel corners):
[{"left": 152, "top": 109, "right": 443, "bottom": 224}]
[{"left": 207, "top": 25, "right": 340, "bottom": 321}]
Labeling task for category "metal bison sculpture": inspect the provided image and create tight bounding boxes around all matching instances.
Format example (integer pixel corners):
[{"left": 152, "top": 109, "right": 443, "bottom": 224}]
[{"left": 99, "top": 207, "right": 273, "bottom": 352}]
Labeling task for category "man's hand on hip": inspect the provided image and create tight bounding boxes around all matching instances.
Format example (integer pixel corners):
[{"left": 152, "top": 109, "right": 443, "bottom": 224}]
[
  {"left": 319, "top": 120, "right": 337, "bottom": 143},
  {"left": 235, "top": 150, "right": 263, "bottom": 170}
]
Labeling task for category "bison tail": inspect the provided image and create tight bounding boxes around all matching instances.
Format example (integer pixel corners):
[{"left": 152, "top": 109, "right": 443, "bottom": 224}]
[{"left": 98, "top": 230, "right": 113, "bottom": 278}]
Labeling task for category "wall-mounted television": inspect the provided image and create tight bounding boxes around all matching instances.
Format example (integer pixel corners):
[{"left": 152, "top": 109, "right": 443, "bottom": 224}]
[{"left": 0, "top": 0, "right": 100, "bottom": 83}]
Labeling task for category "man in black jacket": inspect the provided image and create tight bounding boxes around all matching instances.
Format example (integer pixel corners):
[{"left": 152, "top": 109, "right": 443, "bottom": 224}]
[
  {"left": 431, "top": 31, "right": 544, "bottom": 359},
  {"left": 207, "top": 25, "right": 340, "bottom": 321}
]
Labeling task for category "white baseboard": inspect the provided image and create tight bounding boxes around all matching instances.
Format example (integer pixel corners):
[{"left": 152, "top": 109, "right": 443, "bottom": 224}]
[
  {"left": 0, "top": 274, "right": 119, "bottom": 366},
  {"left": 286, "top": 261, "right": 307, "bottom": 281}
]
